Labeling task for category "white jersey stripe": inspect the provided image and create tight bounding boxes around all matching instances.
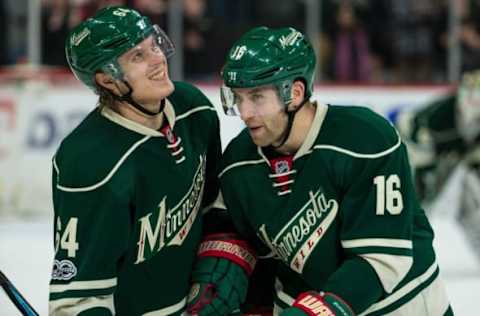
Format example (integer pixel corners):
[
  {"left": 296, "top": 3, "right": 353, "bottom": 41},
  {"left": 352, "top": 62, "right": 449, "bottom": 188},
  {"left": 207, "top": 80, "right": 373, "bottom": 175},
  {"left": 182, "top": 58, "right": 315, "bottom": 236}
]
[
  {"left": 359, "top": 260, "right": 439, "bottom": 315},
  {"left": 49, "top": 295, "right": 115, "bottom": 315},
  {"left": 312, "top": 133, "right": 402, "bottom": 159},
  {"left": 50, "top": 277, "right": 117, "bottom": 293},
  {"left": 142, "top": 297, "right": 187, "bottom": 316},
  {"left": 176, "top": 106, "right": 216, "bottom": 121},
  {"left": 361, "top": 253, "right": 413, "bottom": 293},
  {"left": 274, "top": 261, "right": 440, "bottom": 316},
  {"left": 220, "top": 132, "right": 401, "bottom": 179},
  {"left": 53, "top": 156, "right": 59, "bottom": 175},
  {"left": 57, "top": 136, "right": 151, "bottom": 192},
  {"left": 219, "top": 159, "right": 266, "bottom": 178},
  {"left": 342, "top": 238, "right": 412, "bottom": 249}
]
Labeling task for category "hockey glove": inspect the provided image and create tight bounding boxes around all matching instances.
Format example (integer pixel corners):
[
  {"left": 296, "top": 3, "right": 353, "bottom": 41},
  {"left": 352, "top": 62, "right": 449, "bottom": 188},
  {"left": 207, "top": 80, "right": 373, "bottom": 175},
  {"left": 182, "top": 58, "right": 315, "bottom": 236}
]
[
  {"left": 187, "top": 234, "right": 257, "bottom": 316},
  {"left": 281, "top": 292, "right": 355, "bottom": 316}
]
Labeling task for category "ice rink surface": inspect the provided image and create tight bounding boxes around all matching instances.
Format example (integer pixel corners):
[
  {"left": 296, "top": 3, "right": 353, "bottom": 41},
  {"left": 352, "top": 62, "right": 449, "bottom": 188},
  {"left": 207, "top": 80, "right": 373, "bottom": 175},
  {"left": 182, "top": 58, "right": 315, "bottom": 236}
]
[{"left": 1, "top": 168, "right": 479, "bottom": 315}]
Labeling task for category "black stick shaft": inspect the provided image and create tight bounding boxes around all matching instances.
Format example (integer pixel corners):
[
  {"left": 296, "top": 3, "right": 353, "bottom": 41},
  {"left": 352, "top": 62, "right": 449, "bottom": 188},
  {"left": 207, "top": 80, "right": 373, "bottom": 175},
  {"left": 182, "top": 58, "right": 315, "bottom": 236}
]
[{"left": 0, "top": 270, "right": 39, "bottom": 316}]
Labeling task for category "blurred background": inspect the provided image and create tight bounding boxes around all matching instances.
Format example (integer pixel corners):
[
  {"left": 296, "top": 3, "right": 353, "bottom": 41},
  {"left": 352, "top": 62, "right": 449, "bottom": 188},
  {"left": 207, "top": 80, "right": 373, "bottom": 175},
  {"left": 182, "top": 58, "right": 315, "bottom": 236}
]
[
  {"left": 0, "top": 0, "right": 479, "bottom": 82},
  {"left": 1, "top": 0, "right": 480, "bottom": 315}
]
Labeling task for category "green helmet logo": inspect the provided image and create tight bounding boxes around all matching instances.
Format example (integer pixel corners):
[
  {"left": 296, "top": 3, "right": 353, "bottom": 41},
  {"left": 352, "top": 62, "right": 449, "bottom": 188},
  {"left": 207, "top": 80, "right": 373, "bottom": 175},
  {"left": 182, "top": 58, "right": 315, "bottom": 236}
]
[
  {"left": 221, "top": 26, "right": 316, "bottom": 105},
  {"left": 65, "top": 6, "right": 174, "bottom": 91}
]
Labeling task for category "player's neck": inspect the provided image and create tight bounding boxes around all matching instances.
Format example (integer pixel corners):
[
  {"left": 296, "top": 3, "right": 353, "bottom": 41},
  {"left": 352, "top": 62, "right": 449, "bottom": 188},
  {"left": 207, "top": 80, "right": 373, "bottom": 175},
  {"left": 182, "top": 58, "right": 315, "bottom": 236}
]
[
  {"left": 275, "top": 102, "right": 316, "bottom": 155},
  {"left": 115, "top": 101, "right": 164, "bottom": 130}
]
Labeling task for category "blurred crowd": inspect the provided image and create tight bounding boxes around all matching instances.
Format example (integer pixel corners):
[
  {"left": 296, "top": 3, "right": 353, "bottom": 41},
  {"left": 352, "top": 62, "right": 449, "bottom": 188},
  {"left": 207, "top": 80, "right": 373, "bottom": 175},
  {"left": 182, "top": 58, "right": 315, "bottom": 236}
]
[{"left": 1, "top": 0, "right": 480, "bottom": 83}]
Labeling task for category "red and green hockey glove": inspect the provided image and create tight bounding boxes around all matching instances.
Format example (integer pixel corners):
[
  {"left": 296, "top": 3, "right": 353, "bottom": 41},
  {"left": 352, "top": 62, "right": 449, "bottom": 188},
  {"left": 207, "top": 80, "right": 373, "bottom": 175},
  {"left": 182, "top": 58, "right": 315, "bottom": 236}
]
[
  {"left": 281, "top": 292, "right": 355, "bottom": 316},
  {"left": 187, "top": 234, "right": 257, "bottom": 316}
]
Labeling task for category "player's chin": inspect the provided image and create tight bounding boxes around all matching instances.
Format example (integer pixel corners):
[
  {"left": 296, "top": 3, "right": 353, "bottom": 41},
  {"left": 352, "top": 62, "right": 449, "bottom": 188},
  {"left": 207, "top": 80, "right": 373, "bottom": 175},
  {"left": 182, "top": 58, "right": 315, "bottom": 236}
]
[
  {"left": 249, "top": 134, "right": 270, "bottom": 147},
  {"left": 154, "top": 80, "right": 175, "bottom": 98}
]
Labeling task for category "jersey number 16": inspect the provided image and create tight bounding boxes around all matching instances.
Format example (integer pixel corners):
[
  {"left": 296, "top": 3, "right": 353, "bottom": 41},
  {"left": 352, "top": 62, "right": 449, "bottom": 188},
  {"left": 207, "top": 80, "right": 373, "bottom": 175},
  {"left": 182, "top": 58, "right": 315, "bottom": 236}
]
[{"left": 374, "top": 175, "right": 404, "bottom": 215}]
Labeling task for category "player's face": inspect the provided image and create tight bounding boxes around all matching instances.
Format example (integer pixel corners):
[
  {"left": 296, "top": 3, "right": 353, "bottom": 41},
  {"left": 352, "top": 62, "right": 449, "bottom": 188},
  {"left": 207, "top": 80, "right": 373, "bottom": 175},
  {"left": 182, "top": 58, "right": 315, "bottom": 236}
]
[
  {"left": 117, "top": 35, "right": 174, "bottom": 108},
  {"left": 233, "top": 86, "right": 288, "bottom": 147}
]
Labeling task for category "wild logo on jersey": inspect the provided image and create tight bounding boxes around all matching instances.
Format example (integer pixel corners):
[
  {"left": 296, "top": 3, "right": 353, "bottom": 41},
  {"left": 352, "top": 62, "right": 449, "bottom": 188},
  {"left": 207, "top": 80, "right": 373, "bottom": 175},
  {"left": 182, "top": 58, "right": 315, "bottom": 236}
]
[
  {"left": 258, "top": 189, "right": 338, "bottom": 273},
  {"left": 135, "top": 155, "right": 206, "bottom": 264}
]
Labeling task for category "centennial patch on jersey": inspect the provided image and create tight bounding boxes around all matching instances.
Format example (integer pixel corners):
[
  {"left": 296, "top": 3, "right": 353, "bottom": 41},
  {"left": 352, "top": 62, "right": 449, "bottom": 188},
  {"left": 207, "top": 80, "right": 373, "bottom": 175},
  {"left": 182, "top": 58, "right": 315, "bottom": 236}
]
[
  {"left": 52, "top": 259, "right": 77, "bottom": 281},
  {"left": 135, "top": 155, "right": 206, "bottom": 264},
  {"left": 258, "top": 189, "right": 338, "bottom": 273}
]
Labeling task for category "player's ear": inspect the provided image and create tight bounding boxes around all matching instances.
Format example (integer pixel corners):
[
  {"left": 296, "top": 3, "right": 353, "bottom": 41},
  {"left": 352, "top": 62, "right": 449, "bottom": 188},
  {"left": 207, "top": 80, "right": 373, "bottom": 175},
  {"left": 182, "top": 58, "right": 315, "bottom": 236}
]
[
  {"left": 95, "top": 72, "right": 121, "bottom": 96},
  {"left": 288, "top": 80, "right": 306, "bottom": 111}
]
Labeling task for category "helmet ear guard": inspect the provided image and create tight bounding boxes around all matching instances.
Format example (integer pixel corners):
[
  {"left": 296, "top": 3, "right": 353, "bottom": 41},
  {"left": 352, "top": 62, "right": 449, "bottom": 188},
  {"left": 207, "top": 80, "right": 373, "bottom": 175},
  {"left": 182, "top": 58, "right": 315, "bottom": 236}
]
[{"left": 276, "top": 79, "right": 294, "bottom": 106}]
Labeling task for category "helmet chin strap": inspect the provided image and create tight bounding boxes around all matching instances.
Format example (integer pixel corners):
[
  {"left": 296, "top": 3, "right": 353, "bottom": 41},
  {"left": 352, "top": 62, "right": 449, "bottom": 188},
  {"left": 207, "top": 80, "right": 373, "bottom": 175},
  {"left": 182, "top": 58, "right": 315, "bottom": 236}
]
[
  {"left": 271, "top": 98, "right": 309, "bottom": 149},
  {"left": 113, "top": 80, "right": 165, "bottom": 116}
]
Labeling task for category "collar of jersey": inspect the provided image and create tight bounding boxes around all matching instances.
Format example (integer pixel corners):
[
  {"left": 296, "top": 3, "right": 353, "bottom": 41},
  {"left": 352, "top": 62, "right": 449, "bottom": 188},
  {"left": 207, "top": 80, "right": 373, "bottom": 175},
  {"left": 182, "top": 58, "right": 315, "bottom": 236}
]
[
  {"left": 101, "top": 98, "right": 176, "bottom": 137},
  {"left": 258, "top": 101, "right": 328, "bottom": 162}
]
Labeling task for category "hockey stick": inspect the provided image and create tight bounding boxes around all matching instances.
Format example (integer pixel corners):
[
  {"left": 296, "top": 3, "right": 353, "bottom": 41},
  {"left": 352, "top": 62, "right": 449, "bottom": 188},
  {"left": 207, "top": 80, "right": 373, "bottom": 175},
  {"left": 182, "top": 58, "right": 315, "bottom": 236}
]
[{"left": 0, "top": 269, "right": 39, "bottom": 316}]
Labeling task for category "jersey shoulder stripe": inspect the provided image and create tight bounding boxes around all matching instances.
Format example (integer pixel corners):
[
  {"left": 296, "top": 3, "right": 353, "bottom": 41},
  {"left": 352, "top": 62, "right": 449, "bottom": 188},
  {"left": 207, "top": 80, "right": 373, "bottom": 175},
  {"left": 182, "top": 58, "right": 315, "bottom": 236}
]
[
  {"left": 170, "top": 81, "right": 216, "bottom": 114},
  {"left": 176, "top": 105, "right": 216, "bottom": 121},
  {"left": 53, "top": 108, "right": 148, "bottom": 191},
  {"left": 55, "top": 135, "right": 150, "bottom": 192},
  {"left": 219, "top": 158, "right": 265, "bottom": 178},
  {"left": 312, "top": 133, "right": 401, "bottom": 159},
  {"left": 317, "top": 105, "right": 401, "bottom": 157}
]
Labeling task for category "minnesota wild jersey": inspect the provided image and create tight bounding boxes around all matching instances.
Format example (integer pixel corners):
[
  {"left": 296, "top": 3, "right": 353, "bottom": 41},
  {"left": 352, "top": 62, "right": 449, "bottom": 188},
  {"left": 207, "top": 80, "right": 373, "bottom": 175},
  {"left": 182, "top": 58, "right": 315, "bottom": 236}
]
[
  {"left": 219, "top": 103, "right": 451, "bottom": 315},
  {"left": 49, "top": 82, "right": 221, "bottom": 316}
]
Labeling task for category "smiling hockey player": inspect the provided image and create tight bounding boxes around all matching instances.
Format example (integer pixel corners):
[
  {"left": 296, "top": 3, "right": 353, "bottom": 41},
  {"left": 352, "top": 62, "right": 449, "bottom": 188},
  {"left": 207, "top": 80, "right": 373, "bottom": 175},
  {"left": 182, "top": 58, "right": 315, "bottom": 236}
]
[
  {"left": 50, "top": 6, "right": 255, "bottom": 315},
  {"left": 216, "top": 26, "right": 453, "bottom": 316}
]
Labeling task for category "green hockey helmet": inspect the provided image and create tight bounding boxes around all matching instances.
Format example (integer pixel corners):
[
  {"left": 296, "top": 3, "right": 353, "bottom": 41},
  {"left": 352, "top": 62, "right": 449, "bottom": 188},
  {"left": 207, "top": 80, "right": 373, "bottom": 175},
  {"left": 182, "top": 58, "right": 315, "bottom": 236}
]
[
  {"left": 221, "top": 26, "right": 316, "bottom": 115},
  {"left": 65, "top": 6, "right": 175, "bottom": 91}
]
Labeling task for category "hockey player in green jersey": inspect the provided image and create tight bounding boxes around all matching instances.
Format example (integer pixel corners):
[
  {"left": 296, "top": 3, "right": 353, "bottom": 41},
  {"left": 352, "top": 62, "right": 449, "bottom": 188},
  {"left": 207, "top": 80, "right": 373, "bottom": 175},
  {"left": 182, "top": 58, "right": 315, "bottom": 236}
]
[
  {"left": 217, "top": 26, "right": 453, "bottom": 316},
  {"left": 50, "top": 6, "right": 256, "bottom": 316}
]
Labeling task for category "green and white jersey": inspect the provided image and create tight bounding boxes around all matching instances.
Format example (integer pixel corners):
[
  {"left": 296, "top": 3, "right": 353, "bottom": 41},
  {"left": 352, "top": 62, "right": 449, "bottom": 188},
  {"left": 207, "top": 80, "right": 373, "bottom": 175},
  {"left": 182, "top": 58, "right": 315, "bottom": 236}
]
[
  {"left": 219, "top": 103, "right": 451, "bottom": 316},
  {"left": 49, "top": 82, "right": 221, "bottom": 316}
]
